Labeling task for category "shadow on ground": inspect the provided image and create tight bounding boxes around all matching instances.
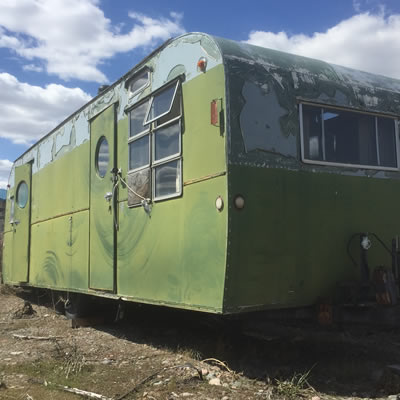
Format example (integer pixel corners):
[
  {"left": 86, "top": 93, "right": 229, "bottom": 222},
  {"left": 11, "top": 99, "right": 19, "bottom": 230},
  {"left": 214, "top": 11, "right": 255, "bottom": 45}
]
[{"left": 18, "top": 288, "right": 400, "bottom": 399}]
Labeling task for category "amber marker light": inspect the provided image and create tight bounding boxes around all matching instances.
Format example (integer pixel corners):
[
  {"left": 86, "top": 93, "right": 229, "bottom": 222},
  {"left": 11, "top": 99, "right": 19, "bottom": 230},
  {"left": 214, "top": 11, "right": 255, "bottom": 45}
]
[
  {"left": 197, "top": 57, "right": 207, "bottom": 72},
  {"left": 234, "top": 195, "right": 245, "bottom": 210},
  {"left": 211, "top": 100, "right": 218, "bottom": 125}
]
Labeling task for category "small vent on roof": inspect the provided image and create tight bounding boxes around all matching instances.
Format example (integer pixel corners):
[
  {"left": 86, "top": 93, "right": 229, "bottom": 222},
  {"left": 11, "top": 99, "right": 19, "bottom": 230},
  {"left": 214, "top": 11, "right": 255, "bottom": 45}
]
[{"left": 98, "top": 85, "right": 109, "bottom": 95}]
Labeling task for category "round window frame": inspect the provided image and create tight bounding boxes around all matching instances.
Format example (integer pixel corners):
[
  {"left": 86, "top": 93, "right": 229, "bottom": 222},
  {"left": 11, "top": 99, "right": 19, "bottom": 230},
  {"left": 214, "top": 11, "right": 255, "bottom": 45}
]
[
  {"left": 95, "top": 136, "right": 110, "bottom": 178},
  {"left": 16, "top": 181, "right": 29, "bottom": 209}
]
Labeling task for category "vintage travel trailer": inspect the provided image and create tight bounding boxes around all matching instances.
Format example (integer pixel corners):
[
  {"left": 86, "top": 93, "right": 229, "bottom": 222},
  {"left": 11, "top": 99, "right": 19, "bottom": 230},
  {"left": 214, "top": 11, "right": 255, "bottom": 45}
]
[{"left": 2, "top": 33, "right": 400, "bottom": 315}]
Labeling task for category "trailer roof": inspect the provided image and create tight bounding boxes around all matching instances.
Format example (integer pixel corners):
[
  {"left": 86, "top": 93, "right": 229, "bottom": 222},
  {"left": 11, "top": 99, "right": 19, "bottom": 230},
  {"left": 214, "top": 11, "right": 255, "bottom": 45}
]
[
  {"left": 212, "top": 34, "right": 400, "bottom": 116},
  {"left": 13, "top": 32, "right": 400, "bottom": 166}
]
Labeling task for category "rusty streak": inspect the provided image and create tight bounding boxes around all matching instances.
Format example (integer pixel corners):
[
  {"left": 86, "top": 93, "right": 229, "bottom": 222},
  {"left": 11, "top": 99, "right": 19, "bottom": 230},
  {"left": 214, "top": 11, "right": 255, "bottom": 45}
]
[{"left": 184, "top": 171, "right": 226, "bottom": 186}]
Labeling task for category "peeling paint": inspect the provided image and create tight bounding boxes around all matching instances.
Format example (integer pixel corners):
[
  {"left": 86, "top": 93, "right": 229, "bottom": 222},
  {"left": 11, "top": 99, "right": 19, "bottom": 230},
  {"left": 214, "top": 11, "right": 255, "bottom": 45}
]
[
  {"left": 240, "top": 81, "right": 296, "bottom": 156},
  {"left": 8, "top": 33, "right": 224, "bottom": 189},
  {"left": 167, "top": 64, "right": 186, "bottom": 81},
  {"left": 74, "top": 112, "right": 90, "bottom": 147},
  {"left": 152, "top": 38, "right": 221, "bottom": 88},
  {"left": 8, "top": 33, "right": 400, "bottom": 191},
  {"left": 55, "top": 126, "right": 71, "bottom": 155},
  {"left": 212, "top": 35, "right": 400, "bottom": 181},
  {"left": 38, "top": 137, "right": 54, "bottom": 170}
]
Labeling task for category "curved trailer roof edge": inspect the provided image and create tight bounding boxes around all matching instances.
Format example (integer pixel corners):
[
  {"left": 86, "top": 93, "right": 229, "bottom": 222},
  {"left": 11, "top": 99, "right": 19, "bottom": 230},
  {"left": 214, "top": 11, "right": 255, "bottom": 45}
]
[{"left": 8, "top": 32, "right": 400, "bottom": 179}]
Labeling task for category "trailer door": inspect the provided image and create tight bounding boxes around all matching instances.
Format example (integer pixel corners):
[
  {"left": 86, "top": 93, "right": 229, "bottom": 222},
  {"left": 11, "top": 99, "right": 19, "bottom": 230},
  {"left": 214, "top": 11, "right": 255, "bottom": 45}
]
[
  {"left": 89, "top": 104, "right": 117, "bottom": 292},
  {"left": 6, "top": 162, "right": 32, "bottom": 283}
]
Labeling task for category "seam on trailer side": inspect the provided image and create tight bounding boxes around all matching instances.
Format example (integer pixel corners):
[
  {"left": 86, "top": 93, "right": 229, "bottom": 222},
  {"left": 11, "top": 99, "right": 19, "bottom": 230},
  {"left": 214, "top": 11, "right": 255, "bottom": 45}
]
[{"left": 31, "top": 208, "right": 89, "bottom": 226}]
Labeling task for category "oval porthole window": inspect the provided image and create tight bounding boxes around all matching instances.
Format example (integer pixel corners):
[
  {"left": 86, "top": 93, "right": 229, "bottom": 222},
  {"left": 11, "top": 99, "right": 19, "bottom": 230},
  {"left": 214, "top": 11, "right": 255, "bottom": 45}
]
[
  {"left": 96, "top": 136, "right": 109, "bottom": 178},
  {"left": 17, "top": 181, "right": 29, "bottom": 209}
]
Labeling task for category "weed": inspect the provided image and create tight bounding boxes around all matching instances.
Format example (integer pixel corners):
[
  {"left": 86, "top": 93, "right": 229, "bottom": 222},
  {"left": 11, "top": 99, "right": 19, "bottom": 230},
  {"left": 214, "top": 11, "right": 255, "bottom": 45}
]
[
  {"left": 274, "top": 368, "right": 315, "bottom": 399},
  {"left": 177, "top": 346, "right": 202, "bottom": 361},
  {"left": 57, "top": 339, "right": 86, "bottom": 379}
]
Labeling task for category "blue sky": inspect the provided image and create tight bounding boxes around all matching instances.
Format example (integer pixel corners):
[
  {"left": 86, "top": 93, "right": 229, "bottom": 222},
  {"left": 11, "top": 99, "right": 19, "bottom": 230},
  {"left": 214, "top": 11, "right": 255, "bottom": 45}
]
[{"left": 1, "top": 0, "right": 400, "bottom": 188}]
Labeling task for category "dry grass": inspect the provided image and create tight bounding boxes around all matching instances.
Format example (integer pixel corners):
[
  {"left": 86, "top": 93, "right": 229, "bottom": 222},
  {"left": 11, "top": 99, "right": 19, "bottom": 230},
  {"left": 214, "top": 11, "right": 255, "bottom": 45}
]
[
  {"left": 274, "top": 368, "right": 316, "bottom": 399},
  {"left": 0, "top": 283, "right": 17, "bottom": 295},
  {"left": 0, "top": 235, "right": 3, "bottom": 280}
]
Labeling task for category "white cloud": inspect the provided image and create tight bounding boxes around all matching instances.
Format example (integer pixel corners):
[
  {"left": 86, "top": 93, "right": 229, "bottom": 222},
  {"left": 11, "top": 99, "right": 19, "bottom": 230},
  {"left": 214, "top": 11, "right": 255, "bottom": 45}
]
[
  {"left": 353, "top": 0, "right": 362, "bottom": 12},
  {"left": 23, "top": 64, "right": 43, "bottom": 73},
  {"left": 246, "top": 12, "right": 400, "bottom": 79},
  {"left": 0, "top": 0, "right": 185, "bottom": 83},
  {"left": 0, "top": 159, "right": 13, "bottom": 189},
  {"left": 0, "top": 72, "right": 91, "bottom": 145}
]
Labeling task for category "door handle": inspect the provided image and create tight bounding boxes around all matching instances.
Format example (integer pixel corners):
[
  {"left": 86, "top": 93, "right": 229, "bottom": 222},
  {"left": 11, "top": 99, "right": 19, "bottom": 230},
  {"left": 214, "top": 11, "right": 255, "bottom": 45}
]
[{"left": 104, "top": 192, "right": 113, "bottom": 202}]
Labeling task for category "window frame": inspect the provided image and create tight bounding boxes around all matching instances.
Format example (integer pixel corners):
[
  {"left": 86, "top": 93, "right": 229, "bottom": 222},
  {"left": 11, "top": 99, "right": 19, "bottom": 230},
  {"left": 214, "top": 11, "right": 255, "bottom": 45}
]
[
  {"left": 16, "top": 181, "right": 29, "bottom": 209},
  {"left": 95, "top": 136, "right": 110, "bottom": 178},
  {"left": 127, "top": 79, "right": 183, "bottom": 206},
  {"left": 152, "top": 118, "right": 182, "bottom": 166},
  {"left": 127, "top": 133, "right": 151, "bottom": 173},
  {"left": 127, "top": 68, "right": 151, "bottom": 98},
  {"left": 145, "top": 81, "right": 180, "bottom": 125},
  {"left": 152, "top": 158, "right": 182, "bottom": 202},
  {"left": 129, "top": 100, "right": 151, "bottom": 139},
  {"left": 299, "top": 102, "right": 400, "bottom": 171}
]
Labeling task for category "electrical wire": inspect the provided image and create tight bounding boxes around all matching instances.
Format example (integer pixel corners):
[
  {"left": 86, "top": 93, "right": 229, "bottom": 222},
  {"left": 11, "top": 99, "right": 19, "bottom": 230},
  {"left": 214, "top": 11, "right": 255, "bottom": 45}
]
[
  {"left": 347, "top": 231, "right": 394, "bottom": 268},
  {"left": 118, "top": 175, "right": 151, "bottom": 203}
]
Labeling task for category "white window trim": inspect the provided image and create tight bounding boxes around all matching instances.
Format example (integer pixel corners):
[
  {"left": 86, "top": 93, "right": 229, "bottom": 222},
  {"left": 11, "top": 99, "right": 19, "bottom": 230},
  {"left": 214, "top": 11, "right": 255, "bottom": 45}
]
[
  {"left": 129, "top": 100, "right": 151, "bottom": 139},
  {"left": 128, "top": 68, "right": 151, "bottom": 98},
  {"left": 299, "top": 103, "right": 400, "bottom": 171},
  {"left": 128, "top": 79, "right": 183, "bottom": 205},
  {"left": 145, "top": 81, "right": 180, "bottom": 125},
  {"left": 127, "top": 134, "right": 151, "bottom": 173},
  {"left": 152, "top": 119, "right": 182, "bottom": 166},
  {"left": 152, "top": 158, "right": 183, "bottom": 202}
]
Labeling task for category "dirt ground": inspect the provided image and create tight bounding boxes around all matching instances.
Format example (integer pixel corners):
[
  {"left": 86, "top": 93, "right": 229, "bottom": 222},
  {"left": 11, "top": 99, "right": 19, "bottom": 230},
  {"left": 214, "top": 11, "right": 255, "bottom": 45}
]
[{"left": 1, "top": 286, "right": 400, "bottom": 400}]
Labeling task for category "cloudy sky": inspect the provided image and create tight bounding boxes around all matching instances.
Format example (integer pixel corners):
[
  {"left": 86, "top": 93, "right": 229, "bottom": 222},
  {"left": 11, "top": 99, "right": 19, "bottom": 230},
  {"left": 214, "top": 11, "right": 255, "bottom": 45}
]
[{"left": 1, "top": 0, "right": 400, "bottom": 188}]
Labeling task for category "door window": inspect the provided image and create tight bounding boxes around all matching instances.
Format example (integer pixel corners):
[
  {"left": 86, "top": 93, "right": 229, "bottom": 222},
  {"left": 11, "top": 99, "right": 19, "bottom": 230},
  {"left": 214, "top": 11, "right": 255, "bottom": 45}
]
[
  {"left": 16, "top": 181, "right": 28, "bottom": 208},
  {"left": 96, "top": 136, "right": 109, "bottom": 178}
]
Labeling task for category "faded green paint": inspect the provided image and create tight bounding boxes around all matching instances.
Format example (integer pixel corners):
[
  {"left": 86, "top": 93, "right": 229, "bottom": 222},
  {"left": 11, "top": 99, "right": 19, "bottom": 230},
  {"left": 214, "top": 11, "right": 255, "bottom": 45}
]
[
  {"left": 2, "top": 163, "right": 32, "bottom": 284},
  {"left": 30, "top": 211, "right": 89, "bottom": 290},
  {"left": 2, "top": 33, "right": 400, "bottom": 315},
  {"left": 31, "top": 142, "right": 90, "bottom": 224},
  {"left": 89, "top": 104, "right": 116, "bottom": 291},
  {"left": 217, "top": 36, "right": 400, "bottom": 312},
  {"left": 117, "top": 177, "right": 227, "bottom": 311},
  {"left": 2, "top": 187, "right": 14, "bottom": 283},
  {"left": 116, "top": 64, "right": 227, "bottom": 312},
  {"left": 224, "top": 166, "right": 399, "bottom": 312}
]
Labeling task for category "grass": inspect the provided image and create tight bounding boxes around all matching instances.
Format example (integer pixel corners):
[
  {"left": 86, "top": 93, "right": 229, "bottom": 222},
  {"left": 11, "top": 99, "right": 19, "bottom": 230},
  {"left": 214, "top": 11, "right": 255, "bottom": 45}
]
[
  {"left": 176, "top": 346, "right": 203, "bottom": 361},
  {"left": 274, "top": 368, "right": 315, "bottom": 399}
]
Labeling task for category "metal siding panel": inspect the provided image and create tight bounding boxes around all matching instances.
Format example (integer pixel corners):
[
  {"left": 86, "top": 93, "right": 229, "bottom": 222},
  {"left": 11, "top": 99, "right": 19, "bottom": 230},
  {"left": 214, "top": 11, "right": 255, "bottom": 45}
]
[
  {"left": 225, "top": 166, "right": 400, "bottom": 312},
  {"left": 31, "top": 142, "right": 90, "bottom": 224},
  {"left": 29, "top": 211, "right": 89, "bottom": 290}
]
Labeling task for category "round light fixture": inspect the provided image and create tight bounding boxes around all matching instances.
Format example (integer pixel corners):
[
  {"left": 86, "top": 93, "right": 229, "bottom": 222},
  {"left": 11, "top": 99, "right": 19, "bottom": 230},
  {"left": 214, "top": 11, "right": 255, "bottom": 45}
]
[
  {"left": 215, "top": 196, "right": 224, "bottom": 212},
  {"left": 234, "top": 195, "right": 245, "bottom": 210}
]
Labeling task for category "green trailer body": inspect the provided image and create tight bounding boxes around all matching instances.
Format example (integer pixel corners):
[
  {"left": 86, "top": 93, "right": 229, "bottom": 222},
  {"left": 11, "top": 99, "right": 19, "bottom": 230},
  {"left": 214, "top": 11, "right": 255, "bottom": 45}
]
[{"left": 1, "top": 33, "right": 400, "bottom": 314}]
